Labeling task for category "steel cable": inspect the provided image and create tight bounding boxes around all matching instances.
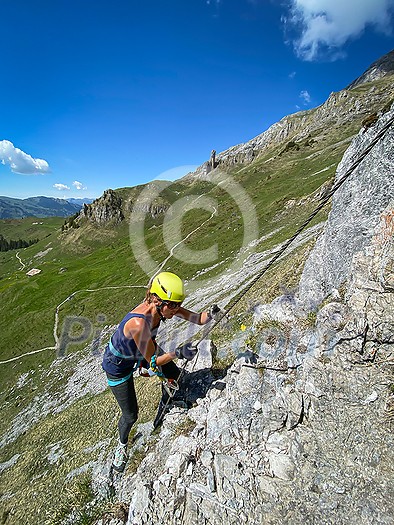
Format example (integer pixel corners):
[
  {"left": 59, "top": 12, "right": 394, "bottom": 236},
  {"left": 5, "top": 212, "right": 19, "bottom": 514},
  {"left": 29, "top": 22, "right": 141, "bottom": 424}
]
[{"left": 154, "top": 112, "right": 394, "bottom": 427}]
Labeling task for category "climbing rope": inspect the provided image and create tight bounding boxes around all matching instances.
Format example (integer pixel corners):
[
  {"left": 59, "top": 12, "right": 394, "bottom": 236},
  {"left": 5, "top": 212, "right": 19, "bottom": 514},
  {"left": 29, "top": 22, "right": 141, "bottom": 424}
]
[
  {"left": 213, "top": 111, "right": 394, "bottom": 325},
  {"left": 153, "top": 111, "right": 394, "bottom": 428}
]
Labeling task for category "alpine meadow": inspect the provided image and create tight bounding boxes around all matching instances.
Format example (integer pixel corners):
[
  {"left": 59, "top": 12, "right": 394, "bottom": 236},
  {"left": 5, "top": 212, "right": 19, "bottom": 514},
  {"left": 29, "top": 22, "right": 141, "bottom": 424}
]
[{"left": 0, "top": 50, "right": 394, "bottom": 525}]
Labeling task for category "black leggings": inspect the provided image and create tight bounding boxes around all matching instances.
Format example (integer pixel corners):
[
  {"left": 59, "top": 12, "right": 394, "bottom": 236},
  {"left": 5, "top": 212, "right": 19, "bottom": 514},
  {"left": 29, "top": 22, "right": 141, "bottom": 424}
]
[{"left": 108, "top": 360, "right": 180, "bottom": 444}]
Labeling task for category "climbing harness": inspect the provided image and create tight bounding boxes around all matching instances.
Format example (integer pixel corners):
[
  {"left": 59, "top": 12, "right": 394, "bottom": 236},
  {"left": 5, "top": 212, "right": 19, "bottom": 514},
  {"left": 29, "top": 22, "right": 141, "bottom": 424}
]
[{"left": 152, "top": 112, "right": 394, "bottom": 429}]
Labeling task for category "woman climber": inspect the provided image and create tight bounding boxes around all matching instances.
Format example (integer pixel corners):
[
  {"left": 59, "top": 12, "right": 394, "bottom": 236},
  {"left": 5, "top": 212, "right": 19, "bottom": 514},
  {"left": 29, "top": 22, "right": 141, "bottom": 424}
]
[{"left": 102, "top": 271, "right": 219, "bottom": 473}]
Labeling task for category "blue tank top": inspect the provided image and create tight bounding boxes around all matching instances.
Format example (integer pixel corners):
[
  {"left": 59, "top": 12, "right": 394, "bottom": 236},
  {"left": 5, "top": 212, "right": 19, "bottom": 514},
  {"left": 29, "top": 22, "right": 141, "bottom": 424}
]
[{"left": 102, "top": 311, "right": 160, "bottom": 377}]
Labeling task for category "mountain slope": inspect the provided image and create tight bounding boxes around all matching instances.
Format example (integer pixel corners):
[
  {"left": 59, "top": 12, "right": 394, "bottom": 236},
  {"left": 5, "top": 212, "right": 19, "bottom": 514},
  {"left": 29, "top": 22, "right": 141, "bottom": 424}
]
[
  {"left": 0, "top": 51, "right": 393, "bottom": 525},
  {"left": 0, "top": 196, "right": 82, "bottom": 219},
  {"left": 347, "top": 48, "right": 394, "bottom": 89},
  {"left": 1, "top": 55, "right": 393, "bottom": 380},
  {"left": 115, "top": 96, "right": 394, "bottom": 525},
  {"left": 186, "top": 68, "right": 393, "bottom": 174}
]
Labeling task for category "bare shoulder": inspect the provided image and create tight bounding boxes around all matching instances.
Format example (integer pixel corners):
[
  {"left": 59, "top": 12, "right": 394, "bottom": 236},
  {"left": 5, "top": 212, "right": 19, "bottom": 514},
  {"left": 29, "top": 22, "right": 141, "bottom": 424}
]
[{"left": 124, "top": 316, "right": 147, "bottom": 337}]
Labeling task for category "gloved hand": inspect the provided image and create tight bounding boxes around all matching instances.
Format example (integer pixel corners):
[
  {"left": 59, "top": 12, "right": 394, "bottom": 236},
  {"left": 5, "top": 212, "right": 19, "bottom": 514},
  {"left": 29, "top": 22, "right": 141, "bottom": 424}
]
[
  {"left": 175, "top": 342, "right": 198, "bottom": 361},
  {"left": 208, "top": 304, "right": 223, "bottom": 322}
]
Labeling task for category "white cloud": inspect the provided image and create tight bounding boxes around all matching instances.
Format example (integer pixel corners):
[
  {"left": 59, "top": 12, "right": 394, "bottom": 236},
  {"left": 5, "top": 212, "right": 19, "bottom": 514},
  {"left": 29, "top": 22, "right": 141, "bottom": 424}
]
[
  {"left": 72, "top": 180, "right": 87, "bottom": 190},
  {"left": 285, "top": 0, "right": 394, "bottom": 60},
  {"left": 300, "top": 90, "right": 311, "bottom": 104},
  {"left": 53, "top": 183, "right": 70, "bottom": 191},
  {"left": 0, "top": 140, "right": 50, "bottom": 174},
  {"left": 289, "top": 71, "right": 296, "bottom": 79}
]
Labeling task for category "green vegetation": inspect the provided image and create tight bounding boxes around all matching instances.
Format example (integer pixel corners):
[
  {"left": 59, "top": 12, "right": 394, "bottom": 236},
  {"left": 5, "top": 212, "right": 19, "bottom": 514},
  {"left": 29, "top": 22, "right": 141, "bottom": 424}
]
[
  {"left": 1, "top": 75, "right": 393, "bottom": 524},
  {"left": 125, "top": 448, "right": 147, "bottom": 476},
  {"left": 0, "top": 373, "right": 163, "bottom": 525},
  {"left": 0, "top": 390, "right": 115, "bottom": 524},
  {"left": 172, "top": 417, "right": 196, "bottom": 438},
  {"left": 62, "top": 212, "right": 80, "bottom": 231},
  {"left": 49, "top": 472, "right": 106, "bottom": 525},
  {"left": 304, "top": 311, "right": 318, "bottom": 328},
  {"left": 0, "top": 216, "right": 63, "bottom": 244},
  {"left": 0, "top": 234, "right": 39, "bottom": 252}
]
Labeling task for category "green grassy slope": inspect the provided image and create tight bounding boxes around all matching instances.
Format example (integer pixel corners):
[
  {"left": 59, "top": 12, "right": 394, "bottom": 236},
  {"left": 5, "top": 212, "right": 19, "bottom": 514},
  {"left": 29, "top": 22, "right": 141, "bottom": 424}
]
[
  {"left": 0, "top": 75, "right": 393, "bottom": 524},
  {"left": 1, "top": 77, "right": 392, "bottom": 381}
]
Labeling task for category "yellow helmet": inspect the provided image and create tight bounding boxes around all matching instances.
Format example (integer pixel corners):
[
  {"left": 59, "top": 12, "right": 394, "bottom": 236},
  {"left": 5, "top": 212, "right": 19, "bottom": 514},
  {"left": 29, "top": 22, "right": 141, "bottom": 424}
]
[{"left": 149, "top": 272, "right": 185, "bottom": 302}]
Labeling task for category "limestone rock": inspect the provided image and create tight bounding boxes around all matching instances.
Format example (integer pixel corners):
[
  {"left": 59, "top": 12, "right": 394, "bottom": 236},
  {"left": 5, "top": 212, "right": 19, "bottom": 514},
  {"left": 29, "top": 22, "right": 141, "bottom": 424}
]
[
  {"left": 122, "top": 108, "right": 394, "bottom": 525},
  {"left": 347, "top": 49, "right": 394, "bottom": 89},
  {"left": 81, "top": 189, "right": 124, "bottom": 225},
  {"left": 299, "top": 105, "right": 394, "bottom": 309}
]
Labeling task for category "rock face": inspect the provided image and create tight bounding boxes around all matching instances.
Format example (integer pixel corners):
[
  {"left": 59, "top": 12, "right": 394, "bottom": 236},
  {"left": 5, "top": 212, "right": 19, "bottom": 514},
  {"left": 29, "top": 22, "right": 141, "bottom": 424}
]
[
  {"left": 119, "top": 107, "right": 394, "bottom": 525},
  {"left": 185, "top": 51, "right": 394, "bottom": 175},
  {"left": 79, "top": 183, "right": 171, "bottom": 225},
  {"left": 298, "top": 104, "right": 394, "bottom": 309},
  {"left": 219, "top": 83, "right": 392, "bottom": 169},
  {"left": 81, "top": 189, "right": 124, "bottom": 225},
  {"left": 347, "top": 49, "right": 394, "bottom": 89}
]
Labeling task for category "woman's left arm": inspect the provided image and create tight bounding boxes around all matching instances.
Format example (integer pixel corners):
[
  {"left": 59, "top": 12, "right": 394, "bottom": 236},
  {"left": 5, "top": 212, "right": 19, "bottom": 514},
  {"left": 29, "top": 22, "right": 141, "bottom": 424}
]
[{"left": 175, "top": 307, "right": 210, "bottom": 325}]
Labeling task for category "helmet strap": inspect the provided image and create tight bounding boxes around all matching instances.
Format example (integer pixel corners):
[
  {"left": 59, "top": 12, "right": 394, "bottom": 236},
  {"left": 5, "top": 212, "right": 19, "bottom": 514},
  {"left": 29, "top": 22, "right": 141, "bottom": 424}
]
[{"left": 156, "top": 303, "right": 166, "bottom": 322}]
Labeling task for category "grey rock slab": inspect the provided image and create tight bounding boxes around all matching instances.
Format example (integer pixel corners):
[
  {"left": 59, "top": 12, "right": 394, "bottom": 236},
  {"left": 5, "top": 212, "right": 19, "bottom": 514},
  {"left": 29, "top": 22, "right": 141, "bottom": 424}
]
[{"left": 299, "top": 107, "right": 394, "bottom": 309}]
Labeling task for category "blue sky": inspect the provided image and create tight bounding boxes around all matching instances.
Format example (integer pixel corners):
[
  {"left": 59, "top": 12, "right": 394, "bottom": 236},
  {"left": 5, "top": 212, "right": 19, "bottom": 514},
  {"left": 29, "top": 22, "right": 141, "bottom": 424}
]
[{"left": 1, "top": 0, "right": 393, "bottom": 200}]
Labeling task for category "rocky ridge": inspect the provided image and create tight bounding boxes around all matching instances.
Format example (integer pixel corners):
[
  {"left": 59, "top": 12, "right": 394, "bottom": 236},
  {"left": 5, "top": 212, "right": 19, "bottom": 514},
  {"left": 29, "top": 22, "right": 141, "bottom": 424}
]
[
  {"left": 80, "top": 184, "right": 170, "bottom": 225},
  {"left": 79, "top": 51, "right": 394, "bottom": 227},
  {"left": 108, "top": 106, "right": 394, "bottom": 525},
  {"left": 347, "top": 49, "right": 394, "bottom": 89},
  {"left": 81, "top": 189, "right": 124, "bottom": 225},
  {"left": 299, "top": 104, "right": 394, "bottom": 308},
  {"left": 186, "top": 50, "right": 394, "bottom": 176}
]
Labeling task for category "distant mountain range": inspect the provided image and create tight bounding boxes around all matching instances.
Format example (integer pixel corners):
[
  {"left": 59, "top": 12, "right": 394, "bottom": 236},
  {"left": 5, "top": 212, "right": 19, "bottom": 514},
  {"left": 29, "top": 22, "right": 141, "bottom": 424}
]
[
  {"left": 66, "top": 198, "right": 95, "bottom": 206},
  {"left": 0, "top": 196, "right": 94, "bottom": 219}
]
